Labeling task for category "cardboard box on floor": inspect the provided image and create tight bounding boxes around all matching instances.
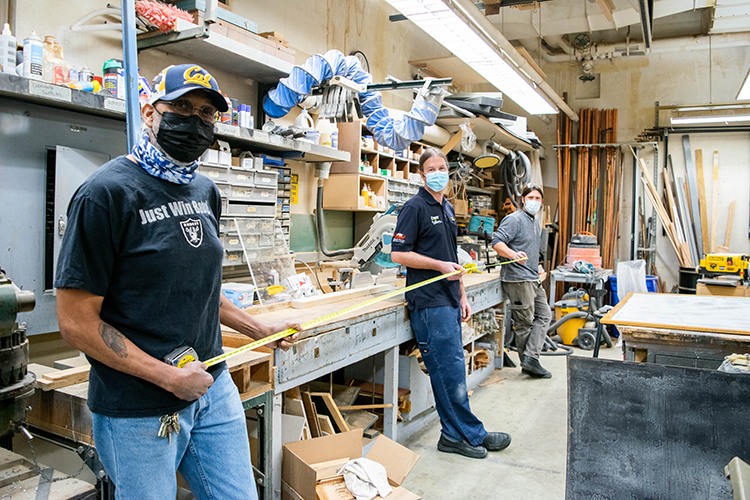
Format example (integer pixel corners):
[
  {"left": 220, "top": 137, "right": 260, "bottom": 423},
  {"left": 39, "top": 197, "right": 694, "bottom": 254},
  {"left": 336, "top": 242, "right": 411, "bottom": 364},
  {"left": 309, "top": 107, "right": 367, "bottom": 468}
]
[{"left": 282, "top": 429, "right": 420, "bottom": 500}]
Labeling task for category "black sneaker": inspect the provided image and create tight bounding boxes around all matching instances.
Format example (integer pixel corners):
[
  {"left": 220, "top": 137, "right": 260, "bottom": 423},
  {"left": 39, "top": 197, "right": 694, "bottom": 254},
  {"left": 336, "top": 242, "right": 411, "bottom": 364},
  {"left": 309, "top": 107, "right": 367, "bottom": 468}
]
[
  {"left": 483, "top": 432, "right": 511, "bottom": 451},
  {"left": 437, "top": 435, "right": 488, "bottom": 459},
  {"left": 520, "top": 355, "right": 552, "bottom": 378}
]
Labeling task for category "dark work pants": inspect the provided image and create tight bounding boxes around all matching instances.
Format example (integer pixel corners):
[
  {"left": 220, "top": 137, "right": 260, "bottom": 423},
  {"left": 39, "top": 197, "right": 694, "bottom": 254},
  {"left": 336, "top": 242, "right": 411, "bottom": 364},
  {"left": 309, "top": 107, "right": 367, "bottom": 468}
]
[
  {"left": 503, "top": 281, "right": 552, "bottom": 360},
  {"left": 411, "top": 305, "right": 487, "bottom": 447}
]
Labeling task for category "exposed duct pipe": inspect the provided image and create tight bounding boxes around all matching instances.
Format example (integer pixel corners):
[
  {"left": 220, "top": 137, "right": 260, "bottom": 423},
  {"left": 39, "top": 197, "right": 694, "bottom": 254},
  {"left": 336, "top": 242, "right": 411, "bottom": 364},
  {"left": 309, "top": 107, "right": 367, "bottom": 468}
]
[
  {"left": 451, "top": 0, "right": 579, "bottom": 122},
  {"left": 538, "top": 32, "right": 750, "bottom": 63},
  {"left": 544, "top": 35, "right": 575, "bottom": 55}
]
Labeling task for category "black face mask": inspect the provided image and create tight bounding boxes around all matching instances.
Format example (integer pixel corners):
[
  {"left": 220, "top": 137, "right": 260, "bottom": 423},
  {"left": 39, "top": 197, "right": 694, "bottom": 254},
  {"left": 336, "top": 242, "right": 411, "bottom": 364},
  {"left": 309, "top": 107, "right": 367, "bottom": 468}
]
[{"left": 155, "top": 111, "right": 214, "bottom": 163}]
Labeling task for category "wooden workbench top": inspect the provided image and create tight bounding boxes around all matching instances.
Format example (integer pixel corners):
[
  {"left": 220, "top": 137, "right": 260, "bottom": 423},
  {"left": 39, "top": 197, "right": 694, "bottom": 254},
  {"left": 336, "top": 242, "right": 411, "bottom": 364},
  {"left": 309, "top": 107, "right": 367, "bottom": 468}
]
[{"left": 227, "top": 270, "right": 502, "bottom": 336}]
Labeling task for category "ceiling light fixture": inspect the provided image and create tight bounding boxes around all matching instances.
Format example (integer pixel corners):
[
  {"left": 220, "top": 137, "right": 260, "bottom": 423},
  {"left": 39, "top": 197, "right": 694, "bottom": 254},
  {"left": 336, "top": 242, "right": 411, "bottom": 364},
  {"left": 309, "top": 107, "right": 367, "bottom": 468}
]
[
  {"left": 670, "top": 104, "right": 750, "bottom": 124},
  {"left": 671, "top": 115, "right": 750, "bottom": 125},
  {"left": 384, "top": 0, "right": 558, "bottom": 115}
]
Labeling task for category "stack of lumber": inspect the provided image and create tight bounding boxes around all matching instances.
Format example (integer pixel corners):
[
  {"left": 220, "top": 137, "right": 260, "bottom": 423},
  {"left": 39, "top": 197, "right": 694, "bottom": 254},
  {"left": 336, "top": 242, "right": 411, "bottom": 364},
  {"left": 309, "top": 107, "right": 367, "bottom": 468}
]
[
  {"left": 556, "top": 102, "right": 574, "bottom": 266},
  {"left": 630, "top": 147, "right": 692, "bottom": 267},
  {"left": 556, "top": 107, "right": 622, "bottom": 270}
]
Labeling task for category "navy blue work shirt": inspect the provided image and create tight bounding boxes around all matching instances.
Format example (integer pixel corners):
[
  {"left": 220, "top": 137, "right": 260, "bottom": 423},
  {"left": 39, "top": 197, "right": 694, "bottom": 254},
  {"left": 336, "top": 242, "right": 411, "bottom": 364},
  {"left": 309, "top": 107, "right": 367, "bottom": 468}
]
[{"left": 391, "top": 187, "right": 460, "bottom": 310}]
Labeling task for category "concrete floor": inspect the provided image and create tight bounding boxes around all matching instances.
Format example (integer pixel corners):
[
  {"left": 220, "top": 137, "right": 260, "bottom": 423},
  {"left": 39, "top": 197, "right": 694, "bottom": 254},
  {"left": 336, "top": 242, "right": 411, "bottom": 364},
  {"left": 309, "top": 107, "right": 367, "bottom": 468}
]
[{"left": 400, "top": 345, "right": 623, "bottom": 500}]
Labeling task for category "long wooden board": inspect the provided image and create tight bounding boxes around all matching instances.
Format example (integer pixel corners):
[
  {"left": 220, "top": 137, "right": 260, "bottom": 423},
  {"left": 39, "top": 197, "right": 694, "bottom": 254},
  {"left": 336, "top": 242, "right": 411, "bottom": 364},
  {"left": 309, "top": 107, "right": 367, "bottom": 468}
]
[
  {"left": 601, "top": 292, "right": 750, "bottom": 335},
  {"left": 711, "top": 151, "right": 720, "bottom": 253},
  {"left": 718, "top": 200, "right": 736, "bottom": 252},
  {"left": 290, "top": 285, "right": 391, "bottom": 309},
  {"left": 682, "top": 135, "right": 704, "bottom": 254},
  {"left": 694, "top": 149, "right": 710, "bottom": 255}
]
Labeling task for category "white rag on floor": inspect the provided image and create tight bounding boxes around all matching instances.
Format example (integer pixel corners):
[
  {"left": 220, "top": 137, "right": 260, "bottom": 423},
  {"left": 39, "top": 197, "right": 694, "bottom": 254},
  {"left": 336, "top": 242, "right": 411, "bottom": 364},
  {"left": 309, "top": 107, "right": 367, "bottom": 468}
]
[{"left": 340, "top": 457, "right": 393, "bottom": 500}]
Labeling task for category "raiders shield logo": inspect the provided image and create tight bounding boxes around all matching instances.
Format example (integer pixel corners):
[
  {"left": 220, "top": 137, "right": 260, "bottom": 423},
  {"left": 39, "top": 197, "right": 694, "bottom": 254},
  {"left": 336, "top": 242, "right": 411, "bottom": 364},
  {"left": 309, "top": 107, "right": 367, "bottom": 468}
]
[{"left": 180, "top": 218, "right": 203, "bottom": 248}]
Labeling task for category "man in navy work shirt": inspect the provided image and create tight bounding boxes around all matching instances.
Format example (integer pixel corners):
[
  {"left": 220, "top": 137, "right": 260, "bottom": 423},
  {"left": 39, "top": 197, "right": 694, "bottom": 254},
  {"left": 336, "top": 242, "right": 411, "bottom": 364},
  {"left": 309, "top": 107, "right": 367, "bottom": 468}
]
[
  {"left": 492, "top": 185, "right": 553, "bottom": 378},
  {"left": 391, "top": 147, "right": 511, "bottom": 459},
  {"left": 55, "top": 64, "right": 299, "bottom": 500}
]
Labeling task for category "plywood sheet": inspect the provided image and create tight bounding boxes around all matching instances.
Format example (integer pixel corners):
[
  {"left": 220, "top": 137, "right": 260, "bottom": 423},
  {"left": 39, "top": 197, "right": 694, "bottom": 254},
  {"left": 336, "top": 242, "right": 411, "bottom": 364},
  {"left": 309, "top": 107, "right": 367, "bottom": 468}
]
[{"left": 601, "top": 292, "right": 750, "bottom": 335}]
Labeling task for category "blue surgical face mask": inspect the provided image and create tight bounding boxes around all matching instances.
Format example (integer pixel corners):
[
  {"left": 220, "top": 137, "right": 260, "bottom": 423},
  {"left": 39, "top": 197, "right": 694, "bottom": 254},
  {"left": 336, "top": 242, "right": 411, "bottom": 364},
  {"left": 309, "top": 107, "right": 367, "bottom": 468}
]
[
  {"left": 425, "top": 170, "right": 449, "bottom": 192},
  {"left": 524, "top": 199, "right": 542, "bottom": 215}
]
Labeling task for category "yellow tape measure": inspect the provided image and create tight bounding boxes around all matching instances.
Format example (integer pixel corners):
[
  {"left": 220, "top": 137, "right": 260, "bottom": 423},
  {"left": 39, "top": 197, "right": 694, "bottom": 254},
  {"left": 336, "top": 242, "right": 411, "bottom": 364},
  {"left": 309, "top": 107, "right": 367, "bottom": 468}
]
[{"left": 203, "top": 258, "right": 526, "bottom": 368}]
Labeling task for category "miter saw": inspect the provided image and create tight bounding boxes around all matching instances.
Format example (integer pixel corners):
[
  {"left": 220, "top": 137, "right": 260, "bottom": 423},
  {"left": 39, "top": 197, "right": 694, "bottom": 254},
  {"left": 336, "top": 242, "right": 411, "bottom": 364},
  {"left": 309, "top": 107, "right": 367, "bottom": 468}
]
[{"left": 336, "top": 206, "right": 401, "bottom": 290}]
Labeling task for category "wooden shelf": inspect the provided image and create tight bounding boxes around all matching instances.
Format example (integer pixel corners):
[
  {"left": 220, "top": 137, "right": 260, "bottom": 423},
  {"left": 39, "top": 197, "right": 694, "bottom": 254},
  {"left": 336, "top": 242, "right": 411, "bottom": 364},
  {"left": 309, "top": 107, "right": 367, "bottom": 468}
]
[
  {"left": 322, "top": 173, "right": 386, "bottom": 211},
  {"left": 138, "top": 23, "right": 293, "bottom": 83},
  {"left": 466, "top": 186, "right": 495, "bottom": 196}
]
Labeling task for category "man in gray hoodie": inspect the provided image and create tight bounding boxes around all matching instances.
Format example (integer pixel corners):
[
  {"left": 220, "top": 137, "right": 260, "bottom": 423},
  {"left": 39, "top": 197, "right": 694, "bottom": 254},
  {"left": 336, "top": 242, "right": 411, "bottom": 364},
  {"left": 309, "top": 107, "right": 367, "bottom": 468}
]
[{"left": 492, "top": 185, "right": 552, "bottom": 378}]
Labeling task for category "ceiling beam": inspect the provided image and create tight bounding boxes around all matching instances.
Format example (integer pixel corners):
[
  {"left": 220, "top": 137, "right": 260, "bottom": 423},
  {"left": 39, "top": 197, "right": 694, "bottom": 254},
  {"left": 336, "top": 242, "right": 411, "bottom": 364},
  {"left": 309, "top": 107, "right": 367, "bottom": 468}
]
[{"left": 595, "top": 0, "right": 616, "bottom": 23}]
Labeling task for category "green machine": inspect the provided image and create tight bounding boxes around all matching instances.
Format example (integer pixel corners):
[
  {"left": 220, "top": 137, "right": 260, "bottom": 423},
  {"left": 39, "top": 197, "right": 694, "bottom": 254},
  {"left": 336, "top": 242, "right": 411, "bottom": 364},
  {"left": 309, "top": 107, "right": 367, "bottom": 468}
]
[{"left": 0, "top": 269, "right": 36, "bottom": 438}]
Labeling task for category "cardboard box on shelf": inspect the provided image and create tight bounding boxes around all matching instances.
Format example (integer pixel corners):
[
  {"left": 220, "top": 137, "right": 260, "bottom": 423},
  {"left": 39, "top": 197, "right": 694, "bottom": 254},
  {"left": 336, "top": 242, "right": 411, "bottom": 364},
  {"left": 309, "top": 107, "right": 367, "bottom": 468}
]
[{"left": 282, "top": 429, "right": 420, "bottom": 500}]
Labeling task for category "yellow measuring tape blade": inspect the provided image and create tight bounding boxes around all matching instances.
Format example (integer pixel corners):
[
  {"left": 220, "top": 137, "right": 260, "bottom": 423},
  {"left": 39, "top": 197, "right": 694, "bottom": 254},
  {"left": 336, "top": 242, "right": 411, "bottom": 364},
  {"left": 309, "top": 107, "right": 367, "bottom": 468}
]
[{"left": 204, "top": 257, "right": 526, "bottom": 367}]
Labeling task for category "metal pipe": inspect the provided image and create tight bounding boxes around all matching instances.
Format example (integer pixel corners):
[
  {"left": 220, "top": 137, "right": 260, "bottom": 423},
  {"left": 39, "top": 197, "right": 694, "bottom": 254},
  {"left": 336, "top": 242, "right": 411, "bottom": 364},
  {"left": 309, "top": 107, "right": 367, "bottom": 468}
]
[
  {"left": 451, "top": 0, "right": 579, "bottom": 122},
  {"left": 121, "top": 0, "right": 140, "bottom": 150},
  {"left": 316, "top": 180, "right": 355, "bottom": 257}
]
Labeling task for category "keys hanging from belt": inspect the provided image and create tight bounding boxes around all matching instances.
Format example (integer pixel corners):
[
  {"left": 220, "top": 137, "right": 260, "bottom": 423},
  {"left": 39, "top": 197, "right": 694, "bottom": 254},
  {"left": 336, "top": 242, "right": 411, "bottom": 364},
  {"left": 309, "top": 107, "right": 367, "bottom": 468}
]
[{"left": 158, "top": 413, "right": 181, "bottom": 445}]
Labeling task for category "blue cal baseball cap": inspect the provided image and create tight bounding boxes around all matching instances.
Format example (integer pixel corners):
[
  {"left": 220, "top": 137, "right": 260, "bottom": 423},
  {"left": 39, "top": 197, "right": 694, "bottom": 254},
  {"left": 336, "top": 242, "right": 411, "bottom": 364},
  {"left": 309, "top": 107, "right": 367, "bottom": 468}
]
[{"left": 149, "top": 64, "right": 229, "bottom": 112}]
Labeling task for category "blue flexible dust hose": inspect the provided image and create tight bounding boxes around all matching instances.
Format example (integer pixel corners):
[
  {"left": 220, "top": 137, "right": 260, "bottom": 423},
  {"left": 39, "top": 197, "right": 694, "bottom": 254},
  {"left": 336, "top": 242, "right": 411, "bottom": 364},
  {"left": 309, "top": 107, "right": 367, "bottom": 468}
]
[{"left": 263, "top": 50, "right": 445, "bottom": 151}]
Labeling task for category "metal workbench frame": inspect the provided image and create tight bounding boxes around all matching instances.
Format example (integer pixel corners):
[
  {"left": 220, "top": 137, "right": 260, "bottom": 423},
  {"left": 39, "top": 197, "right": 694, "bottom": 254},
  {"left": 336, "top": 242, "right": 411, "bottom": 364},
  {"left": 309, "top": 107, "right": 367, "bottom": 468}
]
[{"left": 267, "top": 276, "right": 503, "bottom": 499}]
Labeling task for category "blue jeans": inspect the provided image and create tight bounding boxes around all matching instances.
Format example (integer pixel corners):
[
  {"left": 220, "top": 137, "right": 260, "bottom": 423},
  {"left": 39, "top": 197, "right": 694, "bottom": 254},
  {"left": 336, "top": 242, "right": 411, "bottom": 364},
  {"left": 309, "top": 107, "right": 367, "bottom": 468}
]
[
  {"left": 411, "top": 305, "right": 487, "bottom": 447},
  {"left": 92, "top": 368, "right": 256, "bottom": 500}
]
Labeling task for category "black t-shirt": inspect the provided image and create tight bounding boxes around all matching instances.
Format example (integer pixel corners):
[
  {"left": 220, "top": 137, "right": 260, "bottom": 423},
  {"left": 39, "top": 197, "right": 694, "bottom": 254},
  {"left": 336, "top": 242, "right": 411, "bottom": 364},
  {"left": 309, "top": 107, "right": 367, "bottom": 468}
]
[
  {"left": 54, "top": 156, "right": 225, "bottom": 418},
  {"left": 391, "top": 187, "right": 460, "bottom": 310}
]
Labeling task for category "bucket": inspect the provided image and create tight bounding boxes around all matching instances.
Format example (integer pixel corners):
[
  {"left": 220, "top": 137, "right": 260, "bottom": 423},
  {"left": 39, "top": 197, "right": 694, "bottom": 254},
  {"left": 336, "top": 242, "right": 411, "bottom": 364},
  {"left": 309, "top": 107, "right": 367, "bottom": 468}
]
[{"left": 678, "top": 266, "right": 699, "bottom": 294}]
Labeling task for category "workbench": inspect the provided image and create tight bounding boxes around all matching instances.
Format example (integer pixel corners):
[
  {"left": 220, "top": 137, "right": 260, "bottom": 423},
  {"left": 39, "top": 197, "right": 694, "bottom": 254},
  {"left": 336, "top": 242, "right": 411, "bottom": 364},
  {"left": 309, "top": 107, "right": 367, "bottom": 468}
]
[
  {"left": 603, "top": 292, "right": 750, "bottom": 369},
  {"left": 24, "top": 271, "right": 503, "bottom": 500},
  {"left": 547, "top": 268, "right": 612, "bottom": 310}
]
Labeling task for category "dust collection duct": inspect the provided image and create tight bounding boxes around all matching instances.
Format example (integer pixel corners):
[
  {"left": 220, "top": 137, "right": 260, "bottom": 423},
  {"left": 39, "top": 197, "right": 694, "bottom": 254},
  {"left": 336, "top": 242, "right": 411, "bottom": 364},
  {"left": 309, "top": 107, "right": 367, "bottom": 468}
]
[{"left": 263, "top": 50, "right": 445, "bottom": 151}]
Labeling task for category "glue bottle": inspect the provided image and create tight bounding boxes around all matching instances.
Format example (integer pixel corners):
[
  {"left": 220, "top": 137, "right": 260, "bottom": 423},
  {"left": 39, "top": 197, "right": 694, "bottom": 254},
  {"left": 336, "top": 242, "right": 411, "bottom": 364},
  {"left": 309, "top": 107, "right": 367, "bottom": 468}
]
[
  {"left": 0, "top": 24, "right": 16, "bottom": 75},
  {"left": 22, "top": 31, "right": 43, "bottom": 80}
]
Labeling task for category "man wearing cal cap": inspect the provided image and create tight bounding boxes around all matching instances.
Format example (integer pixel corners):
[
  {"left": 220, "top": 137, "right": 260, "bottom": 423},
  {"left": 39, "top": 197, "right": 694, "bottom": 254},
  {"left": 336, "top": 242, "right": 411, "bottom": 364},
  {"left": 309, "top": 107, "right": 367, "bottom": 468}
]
[{"left": 54, "top": 64, "right": 299, "bottom": 499}]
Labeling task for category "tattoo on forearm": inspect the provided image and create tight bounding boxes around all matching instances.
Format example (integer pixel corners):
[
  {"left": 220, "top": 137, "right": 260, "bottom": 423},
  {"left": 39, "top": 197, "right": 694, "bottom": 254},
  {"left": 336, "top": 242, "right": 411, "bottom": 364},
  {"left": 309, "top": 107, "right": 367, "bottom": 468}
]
[{"left": 99, "top": 322, "right": 128, "bottom": 358}]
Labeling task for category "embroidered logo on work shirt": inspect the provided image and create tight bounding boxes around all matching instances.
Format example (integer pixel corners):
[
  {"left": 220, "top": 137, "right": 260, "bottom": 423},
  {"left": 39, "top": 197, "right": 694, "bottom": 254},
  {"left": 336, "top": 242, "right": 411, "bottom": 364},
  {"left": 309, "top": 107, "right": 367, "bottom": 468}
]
[
  {"left": 430, "top": 215, "right": 442, "bottom": 225},
  {"left": 180, "top": 218, "right": 203, "bottom": 248},
  {"left": 394, "top": 233, "right": 406, "bottom": 241}
]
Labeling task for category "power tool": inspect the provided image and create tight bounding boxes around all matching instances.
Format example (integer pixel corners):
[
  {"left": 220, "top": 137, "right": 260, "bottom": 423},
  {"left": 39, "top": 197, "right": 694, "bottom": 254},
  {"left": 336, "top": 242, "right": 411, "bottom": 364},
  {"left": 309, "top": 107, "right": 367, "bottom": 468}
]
[{"left": 699, "top": 254, "right": 749, "bottom": 280}]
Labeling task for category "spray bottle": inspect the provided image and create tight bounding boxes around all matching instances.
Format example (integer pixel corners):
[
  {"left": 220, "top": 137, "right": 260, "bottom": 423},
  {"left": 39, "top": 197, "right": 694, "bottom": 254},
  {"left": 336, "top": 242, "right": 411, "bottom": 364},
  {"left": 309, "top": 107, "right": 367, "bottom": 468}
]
[
  {"left": 22, "top": 31, "right": 43, "bottom": 80},
  {"left": 0, "top": 24, "right": 16, "bottom": 75}
]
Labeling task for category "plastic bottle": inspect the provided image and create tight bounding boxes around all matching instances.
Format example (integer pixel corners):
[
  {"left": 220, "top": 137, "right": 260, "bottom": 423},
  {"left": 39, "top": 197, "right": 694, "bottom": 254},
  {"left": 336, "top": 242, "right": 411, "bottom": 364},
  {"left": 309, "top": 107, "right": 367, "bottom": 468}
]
[
  {"left": 221, "top": 94, "right": 232, "bottom": 123},
  {"left": 0, "top": 24, "right": 16, "bottom": 75},
  {"left": 102, "top": 59, "right": 121, "bottom": 97},
  {"left": 361, "top": 184, "right": 369, "bottom": 207},
  {"left": 230, "top": 98, "right": 239, "bottom": 126},
  {"left": 42, "top": 35, "right": 69, "bottom": 84},
  {"left": 22, "top": 31, "right": 43, "bottom": 80},
  {"left": 268, "top": 267, "right": 279, "bottom": 286},
  {"left": 316, "top": 118, "right": 337, "bottom": 148}
]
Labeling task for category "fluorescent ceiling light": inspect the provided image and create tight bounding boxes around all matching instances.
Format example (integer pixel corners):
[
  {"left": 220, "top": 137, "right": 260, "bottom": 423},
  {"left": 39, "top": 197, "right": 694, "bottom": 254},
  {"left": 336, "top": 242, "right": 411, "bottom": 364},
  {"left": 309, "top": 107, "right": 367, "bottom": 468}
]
[
  {"left": 738, "top": 67, "right": 750, "bottom": 101},
  {"left": 671, "top": 115, "right": 750, "bottom": 125},
  {"left": 384, "top": 0, "right": 557, "bottom": 115}
]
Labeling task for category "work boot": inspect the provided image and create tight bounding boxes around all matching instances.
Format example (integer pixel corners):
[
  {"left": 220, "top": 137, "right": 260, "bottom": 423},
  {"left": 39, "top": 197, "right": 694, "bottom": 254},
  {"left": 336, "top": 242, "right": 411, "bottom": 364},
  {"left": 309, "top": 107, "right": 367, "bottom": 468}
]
[
  {"left": 437, "top": 435, "right": 488, "bottom": 459},
  {"left": 483, "top": 432, "right": 511, "bottom": 451},
  {"left": 520, "top": 355, "right": 552, "bottom": 378}
]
